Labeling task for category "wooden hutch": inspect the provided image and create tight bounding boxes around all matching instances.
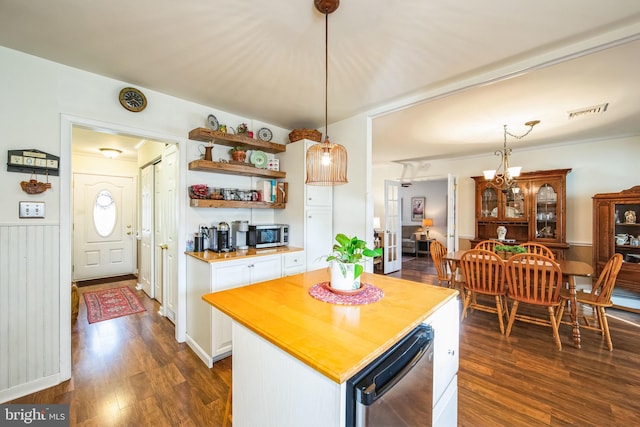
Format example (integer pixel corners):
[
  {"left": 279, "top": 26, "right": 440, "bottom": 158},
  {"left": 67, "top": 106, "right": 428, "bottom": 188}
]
[
  {"left": 593, "top": 186, "right": 640, "bottom": 293},
  {"left": 471, "top": 168, "right": 571, "bottom": 259}
]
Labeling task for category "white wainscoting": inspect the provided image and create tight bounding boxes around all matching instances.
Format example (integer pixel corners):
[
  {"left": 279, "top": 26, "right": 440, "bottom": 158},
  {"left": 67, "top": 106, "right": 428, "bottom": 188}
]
[{"left": 0, "top": 224, "right": 61, "bottom": 402}]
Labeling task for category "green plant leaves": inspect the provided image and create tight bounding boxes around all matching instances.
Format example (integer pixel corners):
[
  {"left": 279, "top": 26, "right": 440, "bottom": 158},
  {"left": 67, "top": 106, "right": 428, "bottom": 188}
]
[{"left": 327, "top": 233, "right": 383, "bottom": 279}]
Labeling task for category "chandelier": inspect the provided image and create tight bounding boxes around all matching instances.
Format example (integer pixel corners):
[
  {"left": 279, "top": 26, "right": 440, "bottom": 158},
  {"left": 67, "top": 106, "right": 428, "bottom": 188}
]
[
  {"left": 483, "top": 120, "right": 540, "bottom": 193},
  {"left": 305, "top": 0, "right": 348, "bottom": 186}
]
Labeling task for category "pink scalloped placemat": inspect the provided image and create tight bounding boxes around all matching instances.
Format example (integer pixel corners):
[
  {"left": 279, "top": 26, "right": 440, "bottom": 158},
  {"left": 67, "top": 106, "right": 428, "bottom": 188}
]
[{"left": 308, "top": 282, "right": 384, "bottom": 305}]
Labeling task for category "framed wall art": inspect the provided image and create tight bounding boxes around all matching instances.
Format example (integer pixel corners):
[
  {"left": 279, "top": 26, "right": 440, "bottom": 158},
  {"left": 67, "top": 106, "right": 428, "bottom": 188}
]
[{"left": 411, "top": 196, "right": 425, "bottom": 222}]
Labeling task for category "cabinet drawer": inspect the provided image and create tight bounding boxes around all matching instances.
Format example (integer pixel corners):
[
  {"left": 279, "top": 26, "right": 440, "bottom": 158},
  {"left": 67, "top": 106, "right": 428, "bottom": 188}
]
[{"left": 283, "top": 251, "right": 306, "bottom": 269}]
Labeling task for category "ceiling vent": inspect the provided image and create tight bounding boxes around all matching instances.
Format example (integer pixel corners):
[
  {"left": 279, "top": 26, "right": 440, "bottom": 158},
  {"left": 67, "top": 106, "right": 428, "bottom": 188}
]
[{"left": 567, "top": 103, "right": 608, "bottom": 119}]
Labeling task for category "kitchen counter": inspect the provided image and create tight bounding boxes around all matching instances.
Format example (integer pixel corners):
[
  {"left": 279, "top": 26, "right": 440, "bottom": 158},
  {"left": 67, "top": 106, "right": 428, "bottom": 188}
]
[
  {"left": 203, "top": 269, "right": 458, "bottom": 383},
  {"left": 186, "top": 245, "right": 303, "bottom": 263}
]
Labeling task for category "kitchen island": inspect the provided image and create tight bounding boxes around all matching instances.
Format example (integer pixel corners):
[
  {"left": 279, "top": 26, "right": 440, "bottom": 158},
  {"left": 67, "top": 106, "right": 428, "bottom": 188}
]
[{"left": 203, "top": 268, "right": 460, "bottom": 427}]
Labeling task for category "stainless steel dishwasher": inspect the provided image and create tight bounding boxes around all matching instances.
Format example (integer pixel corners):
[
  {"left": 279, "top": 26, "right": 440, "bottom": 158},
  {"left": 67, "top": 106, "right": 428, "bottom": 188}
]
[{"left": 346, "top": 324, "right": 434, "bottom": 427}]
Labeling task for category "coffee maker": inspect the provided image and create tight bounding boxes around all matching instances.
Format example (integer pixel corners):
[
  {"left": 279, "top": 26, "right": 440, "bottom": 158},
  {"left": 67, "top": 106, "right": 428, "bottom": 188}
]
[
  {"left": 232, "top": 220, "right": 249, "bottom": 250},
  {"left": 216, "top": 221, "right": 233, "bottom": 252}
]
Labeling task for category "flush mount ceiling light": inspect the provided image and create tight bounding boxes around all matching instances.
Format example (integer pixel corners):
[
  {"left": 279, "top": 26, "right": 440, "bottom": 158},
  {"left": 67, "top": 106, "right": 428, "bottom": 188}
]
[
  {"left": 99, "top": 148, "right": 122, "bottom": 159},
  {"left": 305, "top": 0, "right": 348, "bottom": 186},
  {"left": 483, "top": 120, "right": 540, "bottom": 194}
]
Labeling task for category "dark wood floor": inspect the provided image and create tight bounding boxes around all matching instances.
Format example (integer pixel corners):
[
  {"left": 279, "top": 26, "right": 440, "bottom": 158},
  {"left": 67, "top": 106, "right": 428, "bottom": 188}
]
[
  {"left": 10, "top": 281, "right": 231, "bottom": 426},
  {"left": 10, "top": 264, "right": 640, "bottom": 426}
]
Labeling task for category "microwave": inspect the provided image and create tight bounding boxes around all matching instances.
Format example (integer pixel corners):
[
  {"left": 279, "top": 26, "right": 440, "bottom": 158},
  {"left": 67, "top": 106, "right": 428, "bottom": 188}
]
[{"left": 248, "top": 224, "right": 289, "bottom": 249}]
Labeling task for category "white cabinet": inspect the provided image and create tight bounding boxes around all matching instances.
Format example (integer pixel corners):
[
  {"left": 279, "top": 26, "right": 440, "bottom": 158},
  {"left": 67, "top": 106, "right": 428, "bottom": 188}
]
[
  {"left": 425, "top": 297, "right": 459, "bottom": 426},
  {"left": 186, "top": 254, "right": 282, "bottom": 367},
  {"left": 306, "top": 208, "right": 333, "bottom": 271},
  {"left": 282, "top": 251, "right": 306, "bottom": 276},
  {"left": 275, "top": 139, "right": 333, "bottom": 271}
]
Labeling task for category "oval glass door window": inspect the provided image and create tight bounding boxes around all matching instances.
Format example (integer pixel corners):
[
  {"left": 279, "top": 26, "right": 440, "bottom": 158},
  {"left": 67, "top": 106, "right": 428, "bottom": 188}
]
[{"left": 94, "top": 190, "right": 117, "bottom": 237}]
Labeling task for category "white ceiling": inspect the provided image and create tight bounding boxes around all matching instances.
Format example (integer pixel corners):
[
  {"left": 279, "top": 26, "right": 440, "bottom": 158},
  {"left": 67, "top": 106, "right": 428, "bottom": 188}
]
[{"left": 1, "top": 0, "right": 639, "bottom": 165}]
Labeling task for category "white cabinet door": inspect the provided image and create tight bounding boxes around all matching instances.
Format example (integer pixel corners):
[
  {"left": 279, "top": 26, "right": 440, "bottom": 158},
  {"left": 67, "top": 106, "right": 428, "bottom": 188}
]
[
  {"left": 306, "top": 208, "right": 333, "bottom": 271},
  {"left": 210, "top": 260, "right": 252, "bottom": 359},
  {"left": 210, "top": 255, "right": 282, "bottom": 360},
  {"left": 248, "top": 254, "right": 282, "bottom": 284},
  {"left": 283, "top": 251, "right": 306, "bottom": 276},
  {"left": 426, "top": 297, "right": 460, "bottom": 411}
]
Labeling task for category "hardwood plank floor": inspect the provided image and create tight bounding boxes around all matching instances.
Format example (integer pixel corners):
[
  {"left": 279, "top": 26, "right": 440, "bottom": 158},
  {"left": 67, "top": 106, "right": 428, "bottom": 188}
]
[
  {"left": 10, "top": 267, "right": 640, "bottom": 426},
  {"left": 9, "top": 280, "right": 232, "bottom": 426}
]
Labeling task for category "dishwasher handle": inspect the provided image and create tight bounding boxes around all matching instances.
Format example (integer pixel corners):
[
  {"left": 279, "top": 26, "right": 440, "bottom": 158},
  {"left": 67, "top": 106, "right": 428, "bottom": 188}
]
[{"left": 357, "top": 328, "right": 433, "bottom": 406}]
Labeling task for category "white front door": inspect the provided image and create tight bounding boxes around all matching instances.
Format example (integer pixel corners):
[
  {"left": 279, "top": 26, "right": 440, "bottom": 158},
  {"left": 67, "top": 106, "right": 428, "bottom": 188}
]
[
  {"left": 139, "top": 164, "right": 154, "bottom": 297},
  {"left": 73, "top": 173, "right": 135, "bottom": 281},
  {"left": 384, "top": 180, "right": 402, "bottom": 273}
]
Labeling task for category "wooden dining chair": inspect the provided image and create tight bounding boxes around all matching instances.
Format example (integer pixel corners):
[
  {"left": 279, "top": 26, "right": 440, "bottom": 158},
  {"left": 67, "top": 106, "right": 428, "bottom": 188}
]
[
  {"left": 556, "top": 253, "right": 623, "bottom": 351},
  {"left": 474, "top": 240, "right": 499, "bottom": 252},
  {"left": 459, "top": 249, "right": 508, "bottom": 334},
  {"left": 505, "top": 253, "right": 564, "bottom": 350},
  {"left": 520, "top": 242, "right": 555, "bottom": 259},
  {"left": 430, "top": 240, "right": 454, "bottom": 288}
]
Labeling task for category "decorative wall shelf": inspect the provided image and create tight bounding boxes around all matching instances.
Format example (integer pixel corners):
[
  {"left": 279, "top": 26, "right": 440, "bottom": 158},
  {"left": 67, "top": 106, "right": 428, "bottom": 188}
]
[
  {"left": 189, "top": 199, "right": 285, "bottom": 209},
  {"left": 188, "top": 159, "right": 286, "bottom": 179},
  {"left": 189, "top": 128, "right": 286, "bottom": 154}
]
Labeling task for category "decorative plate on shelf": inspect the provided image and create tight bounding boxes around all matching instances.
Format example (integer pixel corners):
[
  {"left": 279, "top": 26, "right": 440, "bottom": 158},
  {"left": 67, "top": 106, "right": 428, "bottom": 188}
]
[
  {"left": 250, "top": 150, "right": 269, "bottom": 169},
  {"left": 257, "top": 127, "right": 273, "bottom": 142},
  {"left": 207, "top": 114, "right": 219, "bottom": 131}
]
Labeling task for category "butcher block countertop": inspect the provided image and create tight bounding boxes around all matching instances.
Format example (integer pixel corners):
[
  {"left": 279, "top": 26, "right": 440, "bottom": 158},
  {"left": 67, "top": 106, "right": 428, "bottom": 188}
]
[
  {"left": 202, "top": 269, "right": 458, "bottom": 383},
  {"left": 186, "top": 246, "right": 303, "bottom": 263}
]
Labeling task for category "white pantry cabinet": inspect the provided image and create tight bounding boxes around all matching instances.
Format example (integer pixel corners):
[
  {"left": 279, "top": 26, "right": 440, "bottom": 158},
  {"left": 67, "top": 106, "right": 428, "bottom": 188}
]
[
  {"left": 186, "top": 254, "right": 282, "bottom": 367},
  {"left": 275, "top": 139, "right": 333, "bottom": 271}
]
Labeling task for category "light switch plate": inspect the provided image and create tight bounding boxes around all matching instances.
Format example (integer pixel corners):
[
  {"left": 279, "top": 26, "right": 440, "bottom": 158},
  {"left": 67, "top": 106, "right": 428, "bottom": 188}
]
[{"left": 19, "top": 201, "right": 45, "bottom": 218}]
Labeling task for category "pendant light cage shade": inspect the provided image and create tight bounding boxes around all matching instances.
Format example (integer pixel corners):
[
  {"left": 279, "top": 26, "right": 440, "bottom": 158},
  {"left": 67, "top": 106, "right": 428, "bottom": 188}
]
[{"left": 305, "top": 139, "right": 348, "bottom": 185}]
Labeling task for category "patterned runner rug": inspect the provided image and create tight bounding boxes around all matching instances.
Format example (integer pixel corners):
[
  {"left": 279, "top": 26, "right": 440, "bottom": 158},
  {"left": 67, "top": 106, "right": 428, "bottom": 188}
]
[{"left": 83, "top": 286, "right": 146, "bottom": 324}]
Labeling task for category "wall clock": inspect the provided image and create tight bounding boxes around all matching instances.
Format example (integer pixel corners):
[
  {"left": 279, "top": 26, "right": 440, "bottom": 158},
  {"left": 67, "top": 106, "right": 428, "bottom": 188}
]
[{"left": 119, "top": 87, "right": 147, "bottom": 112}]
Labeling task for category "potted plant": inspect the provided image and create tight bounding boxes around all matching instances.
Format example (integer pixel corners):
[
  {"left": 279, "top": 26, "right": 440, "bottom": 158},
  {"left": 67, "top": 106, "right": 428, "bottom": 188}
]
[
  {"left": 494, "top": 244, "right": 526, "bottom": 259},
  {"left": 228, "top": 146, "right": 247, "bottom": 163},
  {"left": 325, "top": 233, "right": 382, "bottom": 291},
  {"left": 236, "top": 123, "right": 248, "bottom": 134}
]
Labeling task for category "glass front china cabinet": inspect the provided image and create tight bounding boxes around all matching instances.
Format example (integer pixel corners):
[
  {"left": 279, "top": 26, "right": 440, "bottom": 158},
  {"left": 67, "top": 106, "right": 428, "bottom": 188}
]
[
  {"left": 593, "top": 186, "right": 640, "bottom": 293},
  {"left": 473, "top": 168, "right": 571, "bottom": 259}
]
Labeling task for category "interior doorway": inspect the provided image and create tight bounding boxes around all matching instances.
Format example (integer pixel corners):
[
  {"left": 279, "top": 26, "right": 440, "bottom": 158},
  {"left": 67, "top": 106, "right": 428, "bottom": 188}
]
[{"left": 70, "top": 124, "right": 174, "bottom": 306}]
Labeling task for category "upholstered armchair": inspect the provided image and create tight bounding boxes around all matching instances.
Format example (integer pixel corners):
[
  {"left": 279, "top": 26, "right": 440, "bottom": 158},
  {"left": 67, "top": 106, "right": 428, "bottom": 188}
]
[{"left": 401, "top": 227, "right": 418, "bottom": 255}]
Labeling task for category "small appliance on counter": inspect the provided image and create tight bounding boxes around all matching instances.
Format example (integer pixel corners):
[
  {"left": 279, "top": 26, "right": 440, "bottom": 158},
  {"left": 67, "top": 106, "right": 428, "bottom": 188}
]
[
  {"left": 216, "top": 221, "right": 234, "bottom": 252},
  {"left": 193, "top": 232, "right": 203, "bottom": 252},
  {"left": 200, "top": 225, "right": 211, "bottom": 250},
  {"left": 232, "top": 220, "right": 249, "bottom": 250},
  {"left": 248, "top": 224, "right": 289, "bottom": 249}
]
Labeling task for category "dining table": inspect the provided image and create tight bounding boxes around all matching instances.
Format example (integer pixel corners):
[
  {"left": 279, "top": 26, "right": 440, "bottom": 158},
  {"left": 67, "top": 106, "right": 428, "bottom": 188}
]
[{"left": 444, "top": 250, "right": 593, "bottom": 348}]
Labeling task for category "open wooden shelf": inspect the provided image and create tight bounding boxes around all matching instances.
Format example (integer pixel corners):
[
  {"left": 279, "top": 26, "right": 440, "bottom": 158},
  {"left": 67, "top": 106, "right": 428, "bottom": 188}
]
[
  {"left": 189, "top": 199, "right": 285, "bottom": 209},
  {"left": 188, "top": 159, "right": 286, "bottom": 179},
  {"left": 189, "top": 127, "right": 286, "bottom": 154}
]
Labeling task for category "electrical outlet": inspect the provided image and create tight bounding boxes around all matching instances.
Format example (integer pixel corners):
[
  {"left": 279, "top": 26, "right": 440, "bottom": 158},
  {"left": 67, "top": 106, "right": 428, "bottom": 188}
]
[{"left": 19, "top": 201, "right": 45, "bottom": 218}]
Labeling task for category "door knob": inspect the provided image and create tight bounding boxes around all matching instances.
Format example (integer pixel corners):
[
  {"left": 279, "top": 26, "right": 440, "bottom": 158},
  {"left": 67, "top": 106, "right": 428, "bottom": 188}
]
[{"left": 127, "top": 231, "right": 132, "bottom": 235}]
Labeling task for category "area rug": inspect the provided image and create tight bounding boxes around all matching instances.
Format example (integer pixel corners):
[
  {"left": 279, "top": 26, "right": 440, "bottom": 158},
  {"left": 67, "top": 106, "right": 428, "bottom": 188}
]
[{"left": 84, "top": 286, "right": 146, "bottom": 323}]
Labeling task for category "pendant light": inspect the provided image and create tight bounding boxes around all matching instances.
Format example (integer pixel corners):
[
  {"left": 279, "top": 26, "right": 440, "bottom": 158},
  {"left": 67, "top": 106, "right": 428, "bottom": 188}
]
[
  {"left": 483, "top": 120, "right": 540, "bottom": 193},
  {"left": 305, "top": 0, "right": 348, "bottom": 186}
]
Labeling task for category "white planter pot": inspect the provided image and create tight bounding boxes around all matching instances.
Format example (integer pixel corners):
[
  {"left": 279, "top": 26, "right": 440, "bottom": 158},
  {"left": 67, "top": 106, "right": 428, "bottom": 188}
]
[{"left": 330, "top": 261, "right": 362, "bottom": 291}]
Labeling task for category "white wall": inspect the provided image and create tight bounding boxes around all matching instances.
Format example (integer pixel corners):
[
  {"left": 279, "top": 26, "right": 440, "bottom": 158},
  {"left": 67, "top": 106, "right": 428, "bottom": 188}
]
[
  {"left": 372, "top": 136, "right": 640, "bottom": 245},
  {"left": 0, "top": 45, "right": 289, "bottom": 401},
  {"left": 331, "top": 112, "right": 370, "bottom": 244},
  {"left": 396, "top": 180, "right": 448, "bottom": 242}
]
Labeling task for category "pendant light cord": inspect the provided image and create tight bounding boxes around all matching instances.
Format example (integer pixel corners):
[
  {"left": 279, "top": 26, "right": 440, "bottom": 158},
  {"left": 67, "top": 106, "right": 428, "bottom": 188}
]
[{"left": 324, "top": 9, "right": 329, "bottom": 144}]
